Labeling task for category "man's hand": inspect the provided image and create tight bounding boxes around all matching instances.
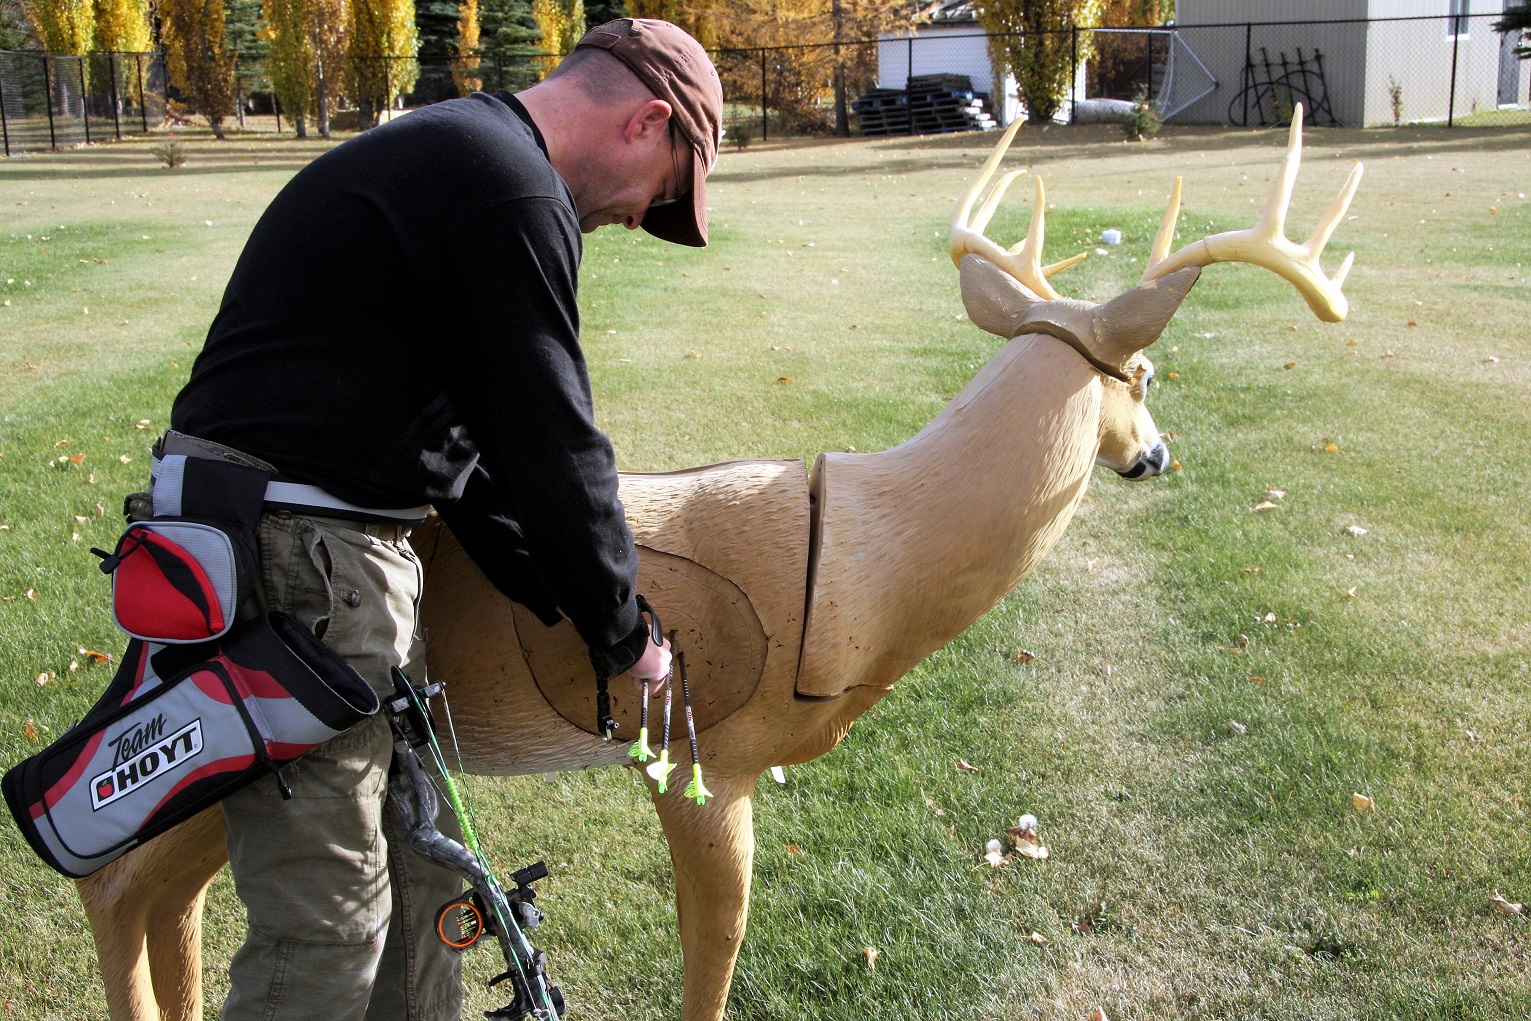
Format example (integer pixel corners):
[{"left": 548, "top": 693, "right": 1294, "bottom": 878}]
[{"left": 624, "top": 634, "right": 671, "bottom": 692}]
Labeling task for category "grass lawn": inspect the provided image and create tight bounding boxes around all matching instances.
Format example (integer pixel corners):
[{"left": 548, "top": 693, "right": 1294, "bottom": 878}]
[{"left": 2, "top": 119, "right": 1529, "bottom": 1020}]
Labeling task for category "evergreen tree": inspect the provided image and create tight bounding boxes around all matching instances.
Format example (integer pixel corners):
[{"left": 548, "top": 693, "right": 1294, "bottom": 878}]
[
  {"left": 1496, "top": 2, "right": 1530, "bottom": 59},
  {"left": 225, "top": 0, "right": 270, "bottom": 126},
  {"left": 1, "top": 0, "right": 39, "bottom": 49},
  {"left": 478, "top": 0, "right": 539, "bottom": 90},
  {"left": 416, "top": 0, "right": 458, "bottom": 55}
]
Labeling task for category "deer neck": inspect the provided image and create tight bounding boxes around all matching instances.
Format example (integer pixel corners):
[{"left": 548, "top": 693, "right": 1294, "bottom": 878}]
[{"left": 800, "top": 333, "right": 1104, "bottom": 696}]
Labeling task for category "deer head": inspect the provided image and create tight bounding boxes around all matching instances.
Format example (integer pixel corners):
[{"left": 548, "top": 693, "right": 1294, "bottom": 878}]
[{"left": 949, "top": 105, "right": 1362, "bottom": 481}]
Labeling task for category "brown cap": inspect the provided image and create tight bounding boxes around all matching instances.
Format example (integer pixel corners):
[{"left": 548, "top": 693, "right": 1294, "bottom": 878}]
[{"left": 575, "top": 18, "right": 723, "bottom": 247}]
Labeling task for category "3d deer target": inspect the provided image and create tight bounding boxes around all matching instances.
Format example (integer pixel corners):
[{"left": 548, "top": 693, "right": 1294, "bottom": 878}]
[{"left": 71, "top": 104, "right": 1359, "bottom": 1021}]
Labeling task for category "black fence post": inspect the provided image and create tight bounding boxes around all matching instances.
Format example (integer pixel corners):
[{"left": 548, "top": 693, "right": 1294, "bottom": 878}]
[
  {"left": 1447, "top": 30, "right": 1461, "bottom": 127},
  {"left": 274, "top": 93, "right": 282, "bottom": 134},
  {"left": 138, "top": 54, "right": 149, "bottom": 133},
  {"left": 42, "top": 54, "right": 57, "bottom": 150},
  {"left": 0, "top": 65, "right": 10, "bottom": 158},
  {"left": 1242, "top": 22, "right": 1253, "bottom": 127},
  {"left": 80, "top": 58, "right": 91, "bottom": 144},
  {"left": 1070, "top": 26, "right": 1078, "bottom": 123},
  {"left": 906, "top": 34, "right": 914, "bottom": 133},
  {"left": 109, "top": 53, "right": 122, "bottom": 140},
  {"left": 759, "top": 47, "right": 768, "bottom": 142}
]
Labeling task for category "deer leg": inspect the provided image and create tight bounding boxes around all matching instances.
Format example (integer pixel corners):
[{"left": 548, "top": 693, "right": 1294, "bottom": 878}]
[
  {"left": 78, "top": 807, "right": 228, "bottom": 1021},
  {"left": 650, "top": 770, "right": 757, "bottom": 1021}
]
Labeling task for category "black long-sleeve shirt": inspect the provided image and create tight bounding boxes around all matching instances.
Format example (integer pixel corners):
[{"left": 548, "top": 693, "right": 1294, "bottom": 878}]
[{"left": 171, "top": 91, "right": 646, "bottom": 675}]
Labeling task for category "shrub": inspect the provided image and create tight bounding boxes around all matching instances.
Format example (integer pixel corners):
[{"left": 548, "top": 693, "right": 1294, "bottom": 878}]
[
  {"left": 150, "top": 134, "right": 188, "bottom": 168},
  {"left": 1122, "top": 87, "right": 1161, "bottom": 141}
]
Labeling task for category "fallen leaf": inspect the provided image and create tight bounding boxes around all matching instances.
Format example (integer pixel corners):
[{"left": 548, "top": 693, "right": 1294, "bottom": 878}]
[
  {"left": 1013, "top": 839, "right": 1049, "bottom": 859},
  {"left": 922, "top": 792, "right": 946, "bottom": 817},
  {"left": 1252, "top": 501, "right": 1280, "bottom": 512},
  {"left": 118, "top": 454, "right": 132, "bottom": 463},
  {"left": 1283, "top": 361, "right": 1296, "bottom": 369},
  {"left": 777, "top": 376, "right": 794, "bottom": 383},
  {"left": 1014, "top": 650, "right": 1036, "bottom": 664},
  {"left": 1347, "top": 587, "right": 1358, "bottom": 599},
  {"left": 1324, "top": 443, "right": 1339, "bottom": 453},
  {"left": 685, "top": 351, "right": 702, "bottom": 359},
  {"left": 1169, "top": 460, "right": 1181, "bottom": 470},
  {"left": 53, "top": 438, "right": 70, "bottom": 447},
  {"left": 863, "top": 946, "right": 879, "bottom": 969},
  {"left": 785, "top": 844, "right": 803, "bottom": 857},
  {"left": 1090, "top": 1010, "right": 1109, "bottom": 1021},
  {"left": 1244, "top": 567, "right": 1261, "bottom": 574},
  {"left": 982, "top": 839, "right": 1008, "bottom": 867},
  {"left": 1352, "top": 793, "right": 1374, "bottom": 813},
  {"left": 1029, "top": 931, "right": 1048, "bottom": 945},
  {"left": 1489, "top": 891, "right": 1523, "bottom": 916},
  {"left": 1344, "top": 525, "right": 1369, "bottom": 537},
  {"left": 1229, "top": 719, "right": 1248, "bottom": 734},
  {"left": 24, "top": 588, "right": 37, "bottom": 600},
  {"left": 1266, "top": 488, "right": 1287, "bottom": 499},
  {"left": 956, "top": 759, "right": 980, "bottom": 773},
  {"left": 1168, "top": 371, "right": 1180, "bottom": 379}
]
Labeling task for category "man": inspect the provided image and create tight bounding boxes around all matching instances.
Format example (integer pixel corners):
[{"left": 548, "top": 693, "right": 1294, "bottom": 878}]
[{"left": 159, "top": 19, "right": 723, "bottom": 1020}]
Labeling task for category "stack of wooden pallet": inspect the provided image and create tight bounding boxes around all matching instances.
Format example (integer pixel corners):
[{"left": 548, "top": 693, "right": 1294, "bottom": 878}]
[{"left": 853, "top": 74, "right": 996, "bottom": 137}]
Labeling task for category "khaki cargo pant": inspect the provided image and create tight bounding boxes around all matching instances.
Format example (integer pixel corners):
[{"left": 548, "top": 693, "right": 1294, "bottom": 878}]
[{"left": 220, "top": 510, "right": 463, "bottom": 1021}]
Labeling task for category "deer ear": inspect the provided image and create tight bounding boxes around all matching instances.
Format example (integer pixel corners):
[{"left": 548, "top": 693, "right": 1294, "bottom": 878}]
[
  {"left": 959, "top": 254, "right": 1044, "bottom": 338},
  {"left": 1090, "top": 265, "right": 1201, "bottom": 369}
]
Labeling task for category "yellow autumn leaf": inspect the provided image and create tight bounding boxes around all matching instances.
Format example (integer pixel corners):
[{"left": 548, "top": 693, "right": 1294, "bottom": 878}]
[
  {"left": 863, "top": 946, "right": 879, "bottom": 969},
  {"left": 1352, "top": 793, "right": 1374, "bottom": 813}
]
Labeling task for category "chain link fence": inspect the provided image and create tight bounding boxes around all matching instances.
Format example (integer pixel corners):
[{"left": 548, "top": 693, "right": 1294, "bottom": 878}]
[
  {"left": 0, "top": 51, "right": 166, "bottom": 157},
  {"left": 2, "top": 11, "right": 1526, "bottom": 157}
]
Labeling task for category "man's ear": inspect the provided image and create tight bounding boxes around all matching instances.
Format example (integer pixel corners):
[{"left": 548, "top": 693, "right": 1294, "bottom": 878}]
[{"left": 625, "top": 99, "right": 673, "bottom": 143}]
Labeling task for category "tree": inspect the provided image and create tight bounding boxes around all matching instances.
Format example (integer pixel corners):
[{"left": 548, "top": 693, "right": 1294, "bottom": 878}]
[
  {"left": 707, "top": 0, "right": 901, "bottom": 136},
  {"left": 627, "top": 0, "right": 714, "bottom": 48},
  {"left": 980, "top": 0, "right": 1103, "bottom": 123},
  {"left": 1495, "top": 2, "right": 1530, "bottom": 59},
  {"left": 1099, "top": 0, "right": 1171, "bottom": 27},
  {"left": 160, "top": 0, "right": 238, "bottom": 136},
  {"left": 93, "top": 0, "right": 151, "bottom": 52},
  {"left": 225, "top": 0, "right": 270, "bottom": 127},
  {"left": 262, "top": 0, "right": 314, "bottom": 134},
  {"left": 529, "top": 0, "right": 581, "bottom": 76},
  {"left": 350, "top": 0, "right": 418, "bottom": 126},
  {"left": 19, "top": 0, "right": 92, "bottom": 53},
  {"left": 453, "top": 0, "right": 482, "bottom": 94},
  {"left": 478, "top": 0, "right": 540, "bottom": 90},
  {"left": 1, "top": 0, "right": 38, "bottom": 49}
]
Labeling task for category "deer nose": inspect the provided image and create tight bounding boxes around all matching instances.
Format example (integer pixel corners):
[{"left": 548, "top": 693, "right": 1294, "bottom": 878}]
[{"left": 1120, "top": 442, "right": 1169, "bottom": 481}]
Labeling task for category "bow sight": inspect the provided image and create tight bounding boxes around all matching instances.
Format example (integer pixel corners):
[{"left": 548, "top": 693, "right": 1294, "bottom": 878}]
[{"left": 387, "top": 667, "right": 565, "bottom": 1020}]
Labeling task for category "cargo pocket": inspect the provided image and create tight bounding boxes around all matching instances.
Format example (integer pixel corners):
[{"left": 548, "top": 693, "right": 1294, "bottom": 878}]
[{"left": 260, "top": 515, "right": 337, "bottom": 641}]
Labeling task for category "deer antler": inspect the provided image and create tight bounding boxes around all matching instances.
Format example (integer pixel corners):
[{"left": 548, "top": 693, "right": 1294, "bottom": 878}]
[
  {"left": 1139, "top": 104, "right": 1363, "bottom": 322},
  {"left": 951, "top": 118, "right": 1087, "bottom": 301}
]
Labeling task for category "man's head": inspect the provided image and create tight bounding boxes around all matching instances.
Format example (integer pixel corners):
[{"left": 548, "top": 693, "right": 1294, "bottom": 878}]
[{"left": 548, "top": 19, "right": 722, "bottom": 247}]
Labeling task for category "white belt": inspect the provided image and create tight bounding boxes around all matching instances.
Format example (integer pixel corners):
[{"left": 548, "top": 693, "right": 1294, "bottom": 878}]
[{"left": 152, "top": 454, "right": 431, "bottom": 523}]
